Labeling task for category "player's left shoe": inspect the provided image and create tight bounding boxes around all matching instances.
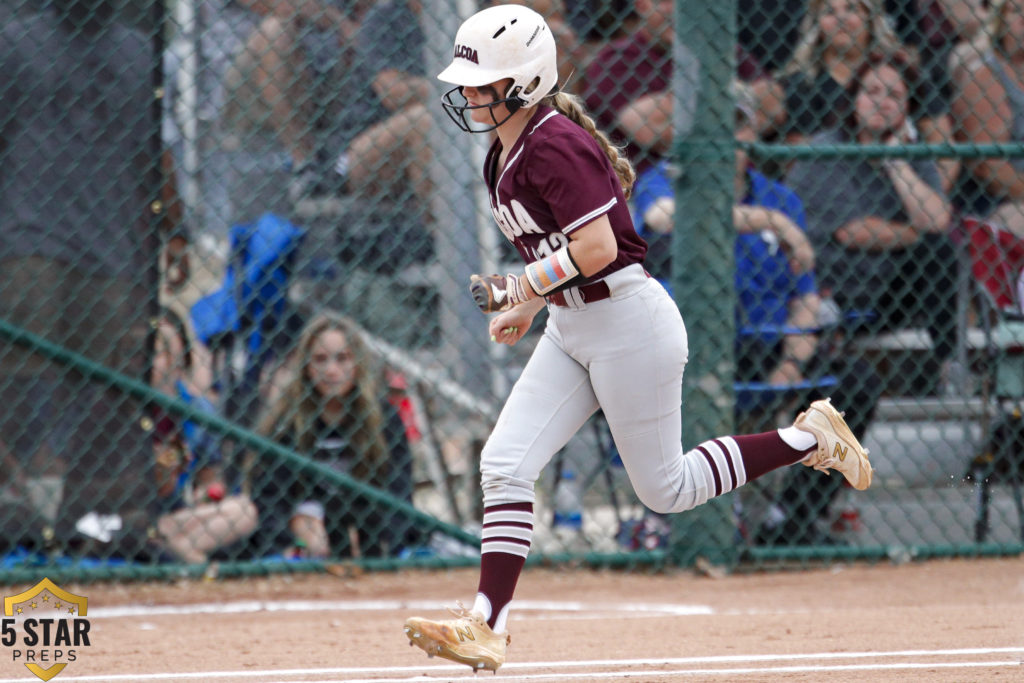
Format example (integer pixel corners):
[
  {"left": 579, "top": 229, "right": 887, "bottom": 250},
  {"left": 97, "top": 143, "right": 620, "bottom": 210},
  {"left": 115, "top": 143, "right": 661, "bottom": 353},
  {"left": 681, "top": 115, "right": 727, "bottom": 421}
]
[
  {"left": 794, "top": 397, "right": 873, "bottom": 490},
  {"left": 404, "top": 605, "right": 510, "bottom": 673}
]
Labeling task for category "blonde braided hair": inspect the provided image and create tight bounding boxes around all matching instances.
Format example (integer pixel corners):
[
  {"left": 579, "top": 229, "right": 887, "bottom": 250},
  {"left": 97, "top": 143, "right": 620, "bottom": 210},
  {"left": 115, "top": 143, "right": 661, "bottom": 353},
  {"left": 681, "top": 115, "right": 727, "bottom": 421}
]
[{"left": 545, "top": 91, "right": 636, "bottom": 199}]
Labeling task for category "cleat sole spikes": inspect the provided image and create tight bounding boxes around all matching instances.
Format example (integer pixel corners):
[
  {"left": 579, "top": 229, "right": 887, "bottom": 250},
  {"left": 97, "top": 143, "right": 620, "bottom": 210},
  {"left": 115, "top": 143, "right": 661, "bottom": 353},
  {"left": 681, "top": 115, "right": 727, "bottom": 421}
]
[{"left": 403, "top": 610, "right": 506, "bottom": 672}]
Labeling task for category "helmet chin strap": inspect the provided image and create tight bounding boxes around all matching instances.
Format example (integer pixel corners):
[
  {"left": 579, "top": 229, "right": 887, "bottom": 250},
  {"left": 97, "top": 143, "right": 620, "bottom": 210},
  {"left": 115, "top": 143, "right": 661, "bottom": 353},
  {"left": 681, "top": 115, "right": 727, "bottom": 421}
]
[{"left": 502, "top": 84, "right": 523, "bottom": 113}]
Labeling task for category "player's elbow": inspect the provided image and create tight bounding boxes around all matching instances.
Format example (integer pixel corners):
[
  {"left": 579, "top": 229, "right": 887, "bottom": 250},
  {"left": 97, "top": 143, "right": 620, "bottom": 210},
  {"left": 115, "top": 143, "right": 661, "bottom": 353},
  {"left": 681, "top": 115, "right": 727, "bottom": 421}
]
[{"left": 576, "top": 240, "right": 617, "bottom": 276}]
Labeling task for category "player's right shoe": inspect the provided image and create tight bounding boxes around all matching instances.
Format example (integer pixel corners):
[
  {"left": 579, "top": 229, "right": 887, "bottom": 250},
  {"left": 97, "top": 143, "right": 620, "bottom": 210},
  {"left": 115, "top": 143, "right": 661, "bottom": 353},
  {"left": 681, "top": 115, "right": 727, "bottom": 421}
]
[
  {"left": 793, "top": 398, "right": 873, "bottom": 490},
  {"left": 404, "top": 605, "right": 510, "bottom": 672}
]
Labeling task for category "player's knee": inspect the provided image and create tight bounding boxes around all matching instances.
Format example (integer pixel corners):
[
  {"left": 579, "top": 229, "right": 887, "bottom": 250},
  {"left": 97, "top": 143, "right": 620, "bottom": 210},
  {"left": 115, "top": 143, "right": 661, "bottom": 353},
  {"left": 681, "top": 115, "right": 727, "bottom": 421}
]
[
  {"left": 632, "top": 484, "right": 699, "bottom": 515},
  {"left": 638, "top": 496, "right": 675, "bottom": 516},
  {"left": 480, "top": 468, "right": 535, "bottom": 506},
  {"left": 479, "top": 467, "right": 521, "bottom": 492}
]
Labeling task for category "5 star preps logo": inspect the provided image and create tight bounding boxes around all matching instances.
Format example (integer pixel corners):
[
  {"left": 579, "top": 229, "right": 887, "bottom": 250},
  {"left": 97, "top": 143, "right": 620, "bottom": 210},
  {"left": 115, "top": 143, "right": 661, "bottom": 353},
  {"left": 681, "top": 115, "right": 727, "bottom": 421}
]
[{"left": 2, "top": 578, "right": 90, "bottom": 681}]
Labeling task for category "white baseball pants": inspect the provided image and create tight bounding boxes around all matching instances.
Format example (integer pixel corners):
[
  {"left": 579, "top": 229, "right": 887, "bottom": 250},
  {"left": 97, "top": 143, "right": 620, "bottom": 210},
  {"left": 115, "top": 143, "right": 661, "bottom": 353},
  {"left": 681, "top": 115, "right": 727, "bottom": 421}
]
[{"left": 480, "top": 263, "right": 724, "bottom": 513}]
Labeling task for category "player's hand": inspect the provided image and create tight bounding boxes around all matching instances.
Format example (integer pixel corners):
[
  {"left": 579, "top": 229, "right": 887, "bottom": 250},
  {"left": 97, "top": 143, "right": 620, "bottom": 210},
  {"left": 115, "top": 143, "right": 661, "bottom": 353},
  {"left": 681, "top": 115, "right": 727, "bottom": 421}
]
[
  {"left": 469, "top": 273, "right": 529, "bottom": 313},
  {"left": 488, "top": 309, "right": 534, "bottom": 346}
]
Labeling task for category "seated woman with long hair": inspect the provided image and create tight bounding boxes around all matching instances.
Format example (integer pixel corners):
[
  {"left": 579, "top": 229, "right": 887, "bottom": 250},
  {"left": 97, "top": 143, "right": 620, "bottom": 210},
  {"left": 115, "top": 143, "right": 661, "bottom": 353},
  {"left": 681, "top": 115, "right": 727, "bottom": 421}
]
[{"left": 248, "top": 311, "right": 418, "bottom": 559}]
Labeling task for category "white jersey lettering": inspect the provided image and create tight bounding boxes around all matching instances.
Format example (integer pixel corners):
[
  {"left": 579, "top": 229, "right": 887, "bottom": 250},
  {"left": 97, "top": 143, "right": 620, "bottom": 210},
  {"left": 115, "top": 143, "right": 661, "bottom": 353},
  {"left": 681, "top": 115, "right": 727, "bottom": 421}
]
[
  {"left": 510, "top": 199, "right": 545, "bottom": 235},
  {"left": 491, "top": 203, "right": 518, "bottom": 242},
  {"left": 492, "top": 198, "right": 548, "bottom": 243}
]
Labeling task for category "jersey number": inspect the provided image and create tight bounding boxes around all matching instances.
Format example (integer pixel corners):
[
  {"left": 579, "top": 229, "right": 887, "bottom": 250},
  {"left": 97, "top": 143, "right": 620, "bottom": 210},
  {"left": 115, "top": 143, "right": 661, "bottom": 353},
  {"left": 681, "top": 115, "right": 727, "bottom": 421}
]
[
  {"left": 491, "top": 198, "right": 568, "bottom": 259},
  {"left": 523, "top": 232, "right": 568, "bottom": 262}
]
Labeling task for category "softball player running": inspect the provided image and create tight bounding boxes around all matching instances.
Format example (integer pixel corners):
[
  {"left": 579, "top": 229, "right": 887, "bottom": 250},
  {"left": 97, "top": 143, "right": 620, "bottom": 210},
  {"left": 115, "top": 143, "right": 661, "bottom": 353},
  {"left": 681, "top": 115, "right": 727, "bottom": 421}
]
[{"left": 404, "top": 4, "right": 872, "bottom": 672}]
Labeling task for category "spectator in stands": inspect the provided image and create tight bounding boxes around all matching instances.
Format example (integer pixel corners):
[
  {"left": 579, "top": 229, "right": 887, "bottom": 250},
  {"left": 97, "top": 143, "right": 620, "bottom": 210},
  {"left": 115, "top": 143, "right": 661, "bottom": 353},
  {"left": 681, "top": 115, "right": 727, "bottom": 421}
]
[
  {"left": 563, "top": 0, "right": 639, "bottom": 84},
  {"left": 321, "top": 0, "right": 433, "bottom": 210},
  {"left": 633, "top": 86, "right": 882, "bottom": 543},
  {"left": 786, "top": 52, "right": 959, "bottom": 396},
  {"left": 248, "top": 312, "right": 418, "bottom": 559},
  {"left": 334, "top": 0, "right": 580, "bottom": 206},
  {"left": 223, "top": 0, "right": 373, "bottom": 206},
  {"left": 885, "top": 0, "right": 991, "bottom": 223},
  {"left": 892, "top": 0, "right": 990, "bottom": 95},
  {"left": 224, "top": 0, "right": 436, "bottom": 347},
  {"left": 937, "top": 0, "right": 992, "bottom": 84},
  {"left": 755, "top": 0, "right": 957, "bottom": 190},
  {"left": 226, "top": 0, "right": 577, "bottom": 246},
  {"left": 951, "top": 0, "right": 1024, "bottom": 235},
  {"left": 150, "top": 307, "right": 257, "bottom": 564},
  {"left": 583, "top": 0, "right": 766, "bottom": 171},
  {"left": 0, "top": 0, "right": 182, "bottom": 552}
]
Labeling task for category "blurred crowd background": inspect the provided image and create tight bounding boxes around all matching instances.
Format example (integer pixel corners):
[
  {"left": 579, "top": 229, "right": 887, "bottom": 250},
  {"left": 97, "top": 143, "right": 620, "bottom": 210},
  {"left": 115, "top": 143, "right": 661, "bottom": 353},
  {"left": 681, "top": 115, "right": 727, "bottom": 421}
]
[{"left": 1, "top": 0, "right": 1023, "bottom": 576}]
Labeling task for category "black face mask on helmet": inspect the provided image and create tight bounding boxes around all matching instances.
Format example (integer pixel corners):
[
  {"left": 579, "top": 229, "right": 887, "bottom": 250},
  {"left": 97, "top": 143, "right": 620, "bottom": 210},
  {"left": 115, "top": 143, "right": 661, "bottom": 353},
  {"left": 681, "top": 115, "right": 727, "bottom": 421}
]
[{"left": 440, "top": 84, "right": 527, "bottom": 134}]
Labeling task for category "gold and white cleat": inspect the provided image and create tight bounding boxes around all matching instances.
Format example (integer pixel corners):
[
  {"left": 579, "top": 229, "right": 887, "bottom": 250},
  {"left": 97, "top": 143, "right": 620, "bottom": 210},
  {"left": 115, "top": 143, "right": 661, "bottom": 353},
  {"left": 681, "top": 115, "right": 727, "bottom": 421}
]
[
  {"left": 794, "top": 397, "right": 873, "bottom": 490},
  {"left": 404, "top": 605, "right": 509, "bottom": 673}
]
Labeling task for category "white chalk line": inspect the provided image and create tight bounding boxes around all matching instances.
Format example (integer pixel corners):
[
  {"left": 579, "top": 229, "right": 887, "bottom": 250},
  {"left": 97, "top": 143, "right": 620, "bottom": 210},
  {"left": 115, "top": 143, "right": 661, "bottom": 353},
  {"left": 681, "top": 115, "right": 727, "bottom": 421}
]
[
  {"left": 3, "top": 600, "right": 1020, "bottom": 681},
  {"left": 272, "top": 661, "right": 1024, "bottom": 683},
  {"left": 0, "top": 648, "right": 1019, "bottom": 682},
  {"left": 84, "top": 598, "right": 1007, "bottom": 622},
  {"left": 86, "top": 599, "right": 712, "bottom": 619}
]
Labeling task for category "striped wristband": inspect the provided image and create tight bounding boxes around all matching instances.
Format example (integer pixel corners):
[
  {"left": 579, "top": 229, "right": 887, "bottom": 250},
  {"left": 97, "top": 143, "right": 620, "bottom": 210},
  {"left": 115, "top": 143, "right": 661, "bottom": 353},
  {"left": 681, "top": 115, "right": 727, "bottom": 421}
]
[{"left": 524, "top": 245, "right": 582, "bottom": 296}]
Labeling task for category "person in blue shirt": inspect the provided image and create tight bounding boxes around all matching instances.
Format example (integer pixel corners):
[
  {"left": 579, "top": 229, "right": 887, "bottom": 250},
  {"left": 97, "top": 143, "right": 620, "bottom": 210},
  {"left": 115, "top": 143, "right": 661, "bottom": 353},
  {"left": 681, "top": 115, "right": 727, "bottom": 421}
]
[{"left": 632, "top": 88, "right": 882, "bottom": 545}]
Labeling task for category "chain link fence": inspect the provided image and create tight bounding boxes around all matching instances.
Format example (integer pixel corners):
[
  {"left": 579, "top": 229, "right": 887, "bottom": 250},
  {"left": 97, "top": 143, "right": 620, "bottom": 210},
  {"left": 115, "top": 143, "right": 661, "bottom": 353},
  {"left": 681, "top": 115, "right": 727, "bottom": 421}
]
[{"left": 1, "top": 0, "right": 1022, "bottom": 583}]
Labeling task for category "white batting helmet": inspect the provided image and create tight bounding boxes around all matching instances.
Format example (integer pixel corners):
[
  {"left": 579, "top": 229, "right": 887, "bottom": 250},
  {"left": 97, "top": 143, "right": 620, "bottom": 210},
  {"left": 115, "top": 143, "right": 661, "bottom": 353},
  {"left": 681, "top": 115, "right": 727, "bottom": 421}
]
[{"left": 437, "top": 4, "right": 559, "bottom": 132}]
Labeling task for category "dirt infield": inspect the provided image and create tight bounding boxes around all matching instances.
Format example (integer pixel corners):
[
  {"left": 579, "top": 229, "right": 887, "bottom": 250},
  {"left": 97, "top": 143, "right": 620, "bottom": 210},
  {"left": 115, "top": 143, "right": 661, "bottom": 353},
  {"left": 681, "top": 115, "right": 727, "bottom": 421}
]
[{"left": 3, "top": 557, "right": 1022, "bottom": 681}]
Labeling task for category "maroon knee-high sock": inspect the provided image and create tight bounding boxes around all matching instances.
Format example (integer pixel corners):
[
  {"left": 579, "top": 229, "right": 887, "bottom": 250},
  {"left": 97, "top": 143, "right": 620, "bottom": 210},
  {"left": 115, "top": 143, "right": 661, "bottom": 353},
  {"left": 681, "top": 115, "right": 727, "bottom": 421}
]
[
  {"left": 732, "top": 431, "right": 813, "bottom": 482},
  {"left": 477, "top": 502, "right": 532, "bottom": 630}
]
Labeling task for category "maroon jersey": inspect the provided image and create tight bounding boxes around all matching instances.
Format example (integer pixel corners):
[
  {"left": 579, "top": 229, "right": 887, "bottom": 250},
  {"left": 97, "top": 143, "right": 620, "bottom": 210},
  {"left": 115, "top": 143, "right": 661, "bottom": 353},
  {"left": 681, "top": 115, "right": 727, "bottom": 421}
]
[{"left": 483, "top": 105, "right": 647, "bottom": 283}]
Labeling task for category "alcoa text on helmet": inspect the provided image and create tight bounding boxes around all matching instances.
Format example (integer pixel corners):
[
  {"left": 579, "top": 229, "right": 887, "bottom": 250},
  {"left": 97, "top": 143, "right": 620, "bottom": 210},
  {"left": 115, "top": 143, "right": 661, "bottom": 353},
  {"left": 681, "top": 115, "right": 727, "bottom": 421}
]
[{"left": 437, "top": 4, "right": 558, "bottom": 132}]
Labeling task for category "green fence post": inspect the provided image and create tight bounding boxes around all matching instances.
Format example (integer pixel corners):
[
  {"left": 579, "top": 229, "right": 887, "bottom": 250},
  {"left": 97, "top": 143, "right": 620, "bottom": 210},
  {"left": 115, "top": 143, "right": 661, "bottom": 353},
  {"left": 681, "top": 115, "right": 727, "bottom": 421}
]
[{"left": 669, "top": 0, "right": 737, "bottom": 566}]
